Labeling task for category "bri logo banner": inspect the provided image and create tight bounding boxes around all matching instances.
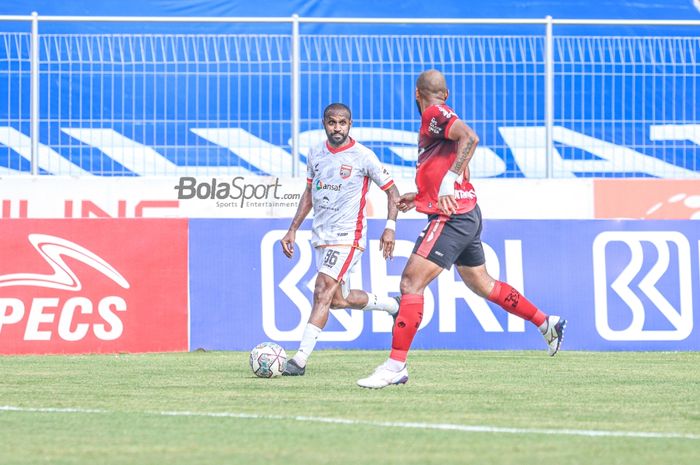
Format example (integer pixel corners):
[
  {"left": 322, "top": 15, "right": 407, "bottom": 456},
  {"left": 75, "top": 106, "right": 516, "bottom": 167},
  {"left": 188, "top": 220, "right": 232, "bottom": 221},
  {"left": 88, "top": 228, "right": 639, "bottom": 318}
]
[{"left": 189, "top": 218, "right": 700, "bottom": 352}]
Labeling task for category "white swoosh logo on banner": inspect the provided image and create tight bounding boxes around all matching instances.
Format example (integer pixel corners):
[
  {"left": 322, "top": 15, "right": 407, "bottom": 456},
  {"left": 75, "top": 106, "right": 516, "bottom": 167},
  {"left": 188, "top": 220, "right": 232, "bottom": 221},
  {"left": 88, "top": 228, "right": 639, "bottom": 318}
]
[
  {"left": 0, "top": 234, "right": 130, "bottom": 291},
  {"left": 638, "top": 239, "right": 684, "bottom": 329},
  {"left": 608, "top": 240, "right": 646, "bottom": 332}
]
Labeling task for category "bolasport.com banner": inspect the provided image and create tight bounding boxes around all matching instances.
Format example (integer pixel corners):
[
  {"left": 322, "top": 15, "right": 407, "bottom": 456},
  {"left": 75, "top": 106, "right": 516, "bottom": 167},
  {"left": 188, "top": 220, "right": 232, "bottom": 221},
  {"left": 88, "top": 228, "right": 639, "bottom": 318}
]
[
  {"left": 0, "top": 176, "right": 595, "bottom": 220},
  {"left": 0, "top": 219, "right": 189, "bottom": 354}
]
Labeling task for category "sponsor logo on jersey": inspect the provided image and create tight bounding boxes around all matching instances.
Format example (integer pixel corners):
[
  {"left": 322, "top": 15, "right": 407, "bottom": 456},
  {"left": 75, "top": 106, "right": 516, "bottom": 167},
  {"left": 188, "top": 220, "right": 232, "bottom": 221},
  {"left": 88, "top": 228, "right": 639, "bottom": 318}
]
[
  {"left": 436, "top": 105, "right": 456, "bottom": 119},
  {"left": 315, "top": 180, "right": 342, "bottom": 191},
  {"left": 455, "top": 188, "right": 476, "bottom": 200},
  {"left": 339, "top": 164, "right": 353, "bottom": 179},
  {"left": 428, "top": 117, "right": 442, "bottom": 135},
  {"left": 318, "top": 195, "right": 339, "bottom": 212}
]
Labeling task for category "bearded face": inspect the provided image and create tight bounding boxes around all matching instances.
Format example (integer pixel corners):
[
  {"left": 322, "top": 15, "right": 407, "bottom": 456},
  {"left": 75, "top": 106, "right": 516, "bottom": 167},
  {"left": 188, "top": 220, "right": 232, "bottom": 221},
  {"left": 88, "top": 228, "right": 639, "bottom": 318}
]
[{"left": 323, "top": 110, "right": 352, "bottom": 147}]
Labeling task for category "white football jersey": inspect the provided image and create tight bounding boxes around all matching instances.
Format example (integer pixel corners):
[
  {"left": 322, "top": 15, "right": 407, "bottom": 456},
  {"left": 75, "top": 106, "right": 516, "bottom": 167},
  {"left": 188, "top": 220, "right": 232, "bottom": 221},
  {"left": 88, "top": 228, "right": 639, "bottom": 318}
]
[{"left": 306, "top": 138, "right": 394, "bottom": 249}]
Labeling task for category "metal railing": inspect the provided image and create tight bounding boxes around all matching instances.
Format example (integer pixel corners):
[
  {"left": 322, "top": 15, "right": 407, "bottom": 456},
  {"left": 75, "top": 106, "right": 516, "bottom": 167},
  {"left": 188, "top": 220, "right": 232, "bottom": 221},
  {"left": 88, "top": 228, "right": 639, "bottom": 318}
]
[{"left": 1, "top": 13, "right": 699, "bottom": 177}]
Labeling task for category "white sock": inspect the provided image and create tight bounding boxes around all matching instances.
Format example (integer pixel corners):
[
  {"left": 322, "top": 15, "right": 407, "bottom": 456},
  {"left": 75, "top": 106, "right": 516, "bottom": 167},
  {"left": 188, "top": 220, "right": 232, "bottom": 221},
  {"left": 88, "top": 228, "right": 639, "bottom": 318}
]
[
  {"left": 362, "top": 292, "right": 399, "bottom": 315},
  {"left": 385, "top": 357, "right": 405, "bottom": 372},
  {"left": 292, "top": 323, "right": 322, "bottom": 367}
]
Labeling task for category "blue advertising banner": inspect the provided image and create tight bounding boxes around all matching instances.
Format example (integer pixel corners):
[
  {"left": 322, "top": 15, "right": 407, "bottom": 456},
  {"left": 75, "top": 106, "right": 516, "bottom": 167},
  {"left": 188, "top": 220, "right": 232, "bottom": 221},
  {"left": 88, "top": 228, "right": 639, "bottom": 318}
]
[{"left": 189, "top": 218, "right": 699, "bottom": 352}]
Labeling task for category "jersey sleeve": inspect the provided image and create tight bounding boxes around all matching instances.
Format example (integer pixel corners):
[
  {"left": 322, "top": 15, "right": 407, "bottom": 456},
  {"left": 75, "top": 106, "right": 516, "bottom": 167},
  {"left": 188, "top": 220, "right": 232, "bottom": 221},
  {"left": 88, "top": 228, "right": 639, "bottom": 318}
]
[
  {"left": 422, "top": 104, "right": 459, "bottom": 140},
  {"left": 364, "top": 150, "right": 394, "bottom": 191}
]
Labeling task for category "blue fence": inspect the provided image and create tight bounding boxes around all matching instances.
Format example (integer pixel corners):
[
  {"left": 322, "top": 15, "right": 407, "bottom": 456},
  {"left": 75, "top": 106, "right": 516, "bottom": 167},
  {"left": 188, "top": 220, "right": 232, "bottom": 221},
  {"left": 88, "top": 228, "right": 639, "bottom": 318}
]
[{"left": 1, "top": 6, "right": 699, "bottom": 177}]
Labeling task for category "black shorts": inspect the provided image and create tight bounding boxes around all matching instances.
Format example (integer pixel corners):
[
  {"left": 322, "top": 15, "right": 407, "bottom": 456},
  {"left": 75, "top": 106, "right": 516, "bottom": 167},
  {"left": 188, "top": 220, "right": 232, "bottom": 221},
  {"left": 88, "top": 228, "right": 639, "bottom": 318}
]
[{"left": 412, "top": 205, "right": 485, "bottom": 269}]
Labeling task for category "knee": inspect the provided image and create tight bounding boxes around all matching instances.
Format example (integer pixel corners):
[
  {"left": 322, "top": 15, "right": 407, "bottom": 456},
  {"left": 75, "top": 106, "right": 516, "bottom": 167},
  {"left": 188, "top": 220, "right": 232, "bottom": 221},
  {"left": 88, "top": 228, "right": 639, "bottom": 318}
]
[
  {"left": 313, "top": 280, "right": 335, "bottom": 306},
  {"left": 399, "top": 274, "right": 422, "bottom": 295},
  {"left": 329, "top": 295, "right": 347, "bottom": 309}
]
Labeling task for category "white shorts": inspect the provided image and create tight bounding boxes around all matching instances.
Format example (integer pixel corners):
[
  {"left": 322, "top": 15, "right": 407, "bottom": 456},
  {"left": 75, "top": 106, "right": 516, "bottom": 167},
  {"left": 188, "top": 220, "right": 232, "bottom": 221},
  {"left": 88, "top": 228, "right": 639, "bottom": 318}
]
[{"left": 315, "top": 246, "right": 362, "bottom": 284}]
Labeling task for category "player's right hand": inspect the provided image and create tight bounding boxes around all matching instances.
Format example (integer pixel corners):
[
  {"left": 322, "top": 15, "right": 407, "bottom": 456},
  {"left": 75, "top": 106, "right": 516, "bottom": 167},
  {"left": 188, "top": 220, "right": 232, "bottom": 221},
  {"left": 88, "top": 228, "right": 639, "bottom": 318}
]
[
  {"left": 437, "top": 194, "right": 458, "bottom": 216},
  {"left": 396, "top": 192, "right": 417, "bottom": 212},
  {"left": 280, "top": 230, "right": 296, "bottom": 258},
  {"left": 437, "top": 170, "right": 459, "bottom": 215}
]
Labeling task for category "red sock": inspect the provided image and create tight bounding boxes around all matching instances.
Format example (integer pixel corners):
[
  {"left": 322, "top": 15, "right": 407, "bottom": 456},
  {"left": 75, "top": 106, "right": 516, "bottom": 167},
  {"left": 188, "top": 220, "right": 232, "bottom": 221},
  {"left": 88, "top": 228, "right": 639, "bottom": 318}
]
[
  {"left": 389, "top": 294, "right": 424, "bottom": 362},
  {"left": 487, "top": 281, "right": 547, "bottom": 327}
]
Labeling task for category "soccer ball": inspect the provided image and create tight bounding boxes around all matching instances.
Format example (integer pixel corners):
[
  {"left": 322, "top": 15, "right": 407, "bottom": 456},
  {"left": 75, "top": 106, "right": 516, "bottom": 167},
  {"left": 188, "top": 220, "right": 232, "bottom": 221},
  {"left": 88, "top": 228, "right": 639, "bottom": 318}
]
[{"left": 249, "top": 342, "right": 287, "bottom": 378}]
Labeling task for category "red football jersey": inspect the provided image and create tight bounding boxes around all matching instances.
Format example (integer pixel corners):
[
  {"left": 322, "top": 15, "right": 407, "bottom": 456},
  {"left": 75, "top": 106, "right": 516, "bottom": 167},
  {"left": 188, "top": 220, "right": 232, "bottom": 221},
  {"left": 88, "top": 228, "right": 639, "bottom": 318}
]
[{"left": 414, "top": 104, "right": 477, "bottom": 215}]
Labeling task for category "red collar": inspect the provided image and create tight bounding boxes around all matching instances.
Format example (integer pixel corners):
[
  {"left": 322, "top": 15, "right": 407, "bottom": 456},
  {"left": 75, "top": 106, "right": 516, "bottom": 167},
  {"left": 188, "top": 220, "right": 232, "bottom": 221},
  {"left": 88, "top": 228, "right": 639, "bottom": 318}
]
[{"left": 326, "top": 137, "right": 355, "bottom": 154}]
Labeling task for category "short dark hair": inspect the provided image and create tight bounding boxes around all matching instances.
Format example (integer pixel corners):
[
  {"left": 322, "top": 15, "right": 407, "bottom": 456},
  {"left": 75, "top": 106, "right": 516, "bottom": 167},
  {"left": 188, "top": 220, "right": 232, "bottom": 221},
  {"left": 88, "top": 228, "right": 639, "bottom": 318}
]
[{"left": 323, "top": 103, "right": 352, "bottom": 120}]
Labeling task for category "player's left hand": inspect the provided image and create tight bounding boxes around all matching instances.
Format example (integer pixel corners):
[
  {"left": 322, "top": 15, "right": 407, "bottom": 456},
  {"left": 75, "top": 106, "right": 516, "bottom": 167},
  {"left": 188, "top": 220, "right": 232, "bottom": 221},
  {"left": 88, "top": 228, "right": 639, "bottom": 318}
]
[
  {"left": 396, "top": 192, "right": 417, "bottom": 212},
  {"left": 379, "top": 228, "right": 395, "bottom": 260}
]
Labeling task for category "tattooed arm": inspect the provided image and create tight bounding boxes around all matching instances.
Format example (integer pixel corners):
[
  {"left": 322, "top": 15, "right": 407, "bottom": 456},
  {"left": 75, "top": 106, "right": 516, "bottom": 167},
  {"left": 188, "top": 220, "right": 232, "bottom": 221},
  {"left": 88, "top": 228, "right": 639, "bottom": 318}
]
[{"left": 437, "top": 120, "right": 480, "bottom": 215}]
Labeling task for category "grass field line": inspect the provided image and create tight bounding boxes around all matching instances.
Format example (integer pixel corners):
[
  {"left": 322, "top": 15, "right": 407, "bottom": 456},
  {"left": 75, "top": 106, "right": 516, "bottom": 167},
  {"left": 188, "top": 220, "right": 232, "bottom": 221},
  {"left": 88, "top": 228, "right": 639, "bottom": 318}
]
[{"left": 2, "top": 405, "right": 698, "bottom": 441}]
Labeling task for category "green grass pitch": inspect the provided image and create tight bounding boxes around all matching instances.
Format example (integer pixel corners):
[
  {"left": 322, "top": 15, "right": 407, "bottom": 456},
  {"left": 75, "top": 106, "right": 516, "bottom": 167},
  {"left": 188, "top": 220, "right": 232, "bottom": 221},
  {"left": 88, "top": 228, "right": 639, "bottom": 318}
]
[{"left": 1, "top": 350, "right": 698, "bottom": 465}]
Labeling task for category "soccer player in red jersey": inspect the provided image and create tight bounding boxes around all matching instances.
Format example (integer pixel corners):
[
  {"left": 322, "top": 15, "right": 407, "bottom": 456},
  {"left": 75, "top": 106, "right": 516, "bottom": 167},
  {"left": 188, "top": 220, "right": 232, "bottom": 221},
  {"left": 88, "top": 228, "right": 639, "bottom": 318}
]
[{"left": 357, "top": 70, "right": 567, "bottom": 389}]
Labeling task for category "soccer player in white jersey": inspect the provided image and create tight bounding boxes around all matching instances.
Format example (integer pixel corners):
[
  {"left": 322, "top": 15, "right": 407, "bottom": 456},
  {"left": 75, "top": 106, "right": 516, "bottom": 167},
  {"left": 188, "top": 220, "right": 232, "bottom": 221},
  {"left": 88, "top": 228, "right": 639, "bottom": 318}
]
[{"left": 280, "top": 103, "right": 401, "bottom": 376}]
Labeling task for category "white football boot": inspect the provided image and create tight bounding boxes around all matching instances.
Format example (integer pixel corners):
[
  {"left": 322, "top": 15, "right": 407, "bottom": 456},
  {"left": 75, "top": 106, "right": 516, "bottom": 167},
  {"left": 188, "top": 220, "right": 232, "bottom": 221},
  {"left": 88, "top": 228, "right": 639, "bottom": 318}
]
[
  {"left": 542, "top": 315, "right": 567, "bottom": 356},
  {"left": 357, "top": 361, "right": 408, "bottom": 389}
]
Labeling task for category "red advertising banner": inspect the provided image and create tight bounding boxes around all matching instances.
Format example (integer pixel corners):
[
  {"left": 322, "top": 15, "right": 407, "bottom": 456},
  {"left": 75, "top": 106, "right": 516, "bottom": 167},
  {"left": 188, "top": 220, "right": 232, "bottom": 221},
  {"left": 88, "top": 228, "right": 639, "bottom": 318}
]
[
  {"left": 594, "top": 179, "right": 700, "bottom": 219},
  {"left": 0, "top": 219, "right": 188, "bottom": 354}
]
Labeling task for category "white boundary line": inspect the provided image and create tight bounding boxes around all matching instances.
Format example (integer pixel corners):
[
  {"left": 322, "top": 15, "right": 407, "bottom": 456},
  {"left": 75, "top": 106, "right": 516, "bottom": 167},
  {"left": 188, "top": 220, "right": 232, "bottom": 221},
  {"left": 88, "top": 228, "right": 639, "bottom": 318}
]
[{"left": 1, "top": 405, "right": 698, "bottom": 440}]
